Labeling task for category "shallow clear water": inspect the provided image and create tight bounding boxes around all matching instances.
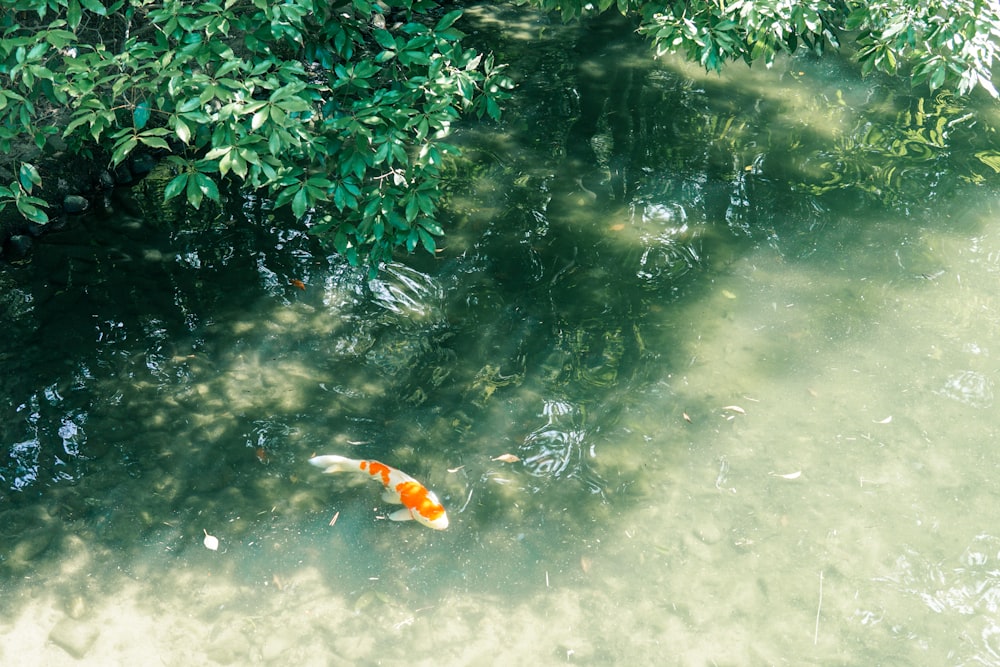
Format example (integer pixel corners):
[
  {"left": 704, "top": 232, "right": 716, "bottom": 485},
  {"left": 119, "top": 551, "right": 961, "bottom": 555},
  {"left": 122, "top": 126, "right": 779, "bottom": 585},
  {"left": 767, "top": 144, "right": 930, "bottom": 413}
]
[{"left": 4, "top": 8, "right": 1000, "bottom": 666}]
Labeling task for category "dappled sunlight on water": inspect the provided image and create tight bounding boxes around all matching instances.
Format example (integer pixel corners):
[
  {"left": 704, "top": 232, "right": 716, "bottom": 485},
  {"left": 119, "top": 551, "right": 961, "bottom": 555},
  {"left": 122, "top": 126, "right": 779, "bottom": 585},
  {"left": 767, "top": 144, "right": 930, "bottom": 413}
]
[{"left": 4, "top": 7, "right": 1000, "bottom": 666}]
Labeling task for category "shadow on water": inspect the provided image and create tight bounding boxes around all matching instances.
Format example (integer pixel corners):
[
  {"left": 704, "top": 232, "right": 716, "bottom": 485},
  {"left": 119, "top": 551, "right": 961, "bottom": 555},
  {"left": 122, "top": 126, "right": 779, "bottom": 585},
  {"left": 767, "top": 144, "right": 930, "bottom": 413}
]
[{"left": 3, "top": 4, "right": 1000, "bottom": 664}]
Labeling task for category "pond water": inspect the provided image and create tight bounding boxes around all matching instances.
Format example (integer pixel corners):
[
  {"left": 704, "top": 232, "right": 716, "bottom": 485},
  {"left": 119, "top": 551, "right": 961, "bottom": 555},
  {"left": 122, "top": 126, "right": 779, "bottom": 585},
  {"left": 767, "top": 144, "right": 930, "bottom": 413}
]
[{"left": 4, "top": 7, "right": 1000, "bottom": 666}]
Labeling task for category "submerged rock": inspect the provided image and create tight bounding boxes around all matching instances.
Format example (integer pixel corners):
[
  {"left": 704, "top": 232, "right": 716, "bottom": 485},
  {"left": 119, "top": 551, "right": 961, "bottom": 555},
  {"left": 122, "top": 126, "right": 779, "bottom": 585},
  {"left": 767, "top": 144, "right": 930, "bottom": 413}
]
[
  {"left": 49, "top": 618, "right": 99, "bottom": 659},
  {"left": 62, "top": 194, "right": 89, "bottom": 214},
  {"left": 130, "top": 152, "right": 157, "bottom": 178},
  {"left": 4, "top": 526, "right": 55, "bottom": 573},
  {"left": 4, "top": 234, "right": 32, "bottom": 259}
]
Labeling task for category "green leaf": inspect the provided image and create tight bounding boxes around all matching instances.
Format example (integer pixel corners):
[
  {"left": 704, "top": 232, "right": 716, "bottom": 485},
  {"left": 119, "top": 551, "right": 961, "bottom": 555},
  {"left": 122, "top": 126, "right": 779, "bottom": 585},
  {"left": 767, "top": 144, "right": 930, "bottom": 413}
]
[
  {"left": 929, "top": 63, "right": 946, "bottom": 91},
  {"left": 419, "top": 219, "right": 444, "bottom": 236},
  {"left": 67, "top": 0, "right": 82, "bottom": 28},
  {"left": 133, "top": 101, "right": 151, "bottom": 130},
  {"left": 163, "top": 173, "right": 188, "bottom": 201},
  {"left": 79, "top": 0, "right": 108, "bottom": 16},
  {"left": 17, "top": 198, "right": 49, "bottom": 224},
  {"left": 186, "top": 174, "right": 204, "bottom": 209},
  {"left": 138, "top": 135, "right": 170, "bottom": 149},
  {"left": 175, "top": 117, "right": 192, "bottom": 144},
  {"left": 373, "top": 29, "right": 397, "bottom": 51},
  {"left": 417, "top": 227, "right": 435, "bottom": 253},
  {"left": 19, "top": 163, "right": 41, "bottom": 192},
  {"left": 292, "top": 186, "right": 309, "bottom": 218},
  {"left": 251, "top": 107, "right": 269, "bottom": 130},
  {"left": 404, "top": 194, "right": 419, "bottom": 222},
  {"left": 193, "top": 172, "right": 220, "bottom": 202},
  {"left": 435, "top": 9, "right": 463, "bottom": 32},
  {"left": 111, "top": 136, "right": 138, "bottom": 166}
]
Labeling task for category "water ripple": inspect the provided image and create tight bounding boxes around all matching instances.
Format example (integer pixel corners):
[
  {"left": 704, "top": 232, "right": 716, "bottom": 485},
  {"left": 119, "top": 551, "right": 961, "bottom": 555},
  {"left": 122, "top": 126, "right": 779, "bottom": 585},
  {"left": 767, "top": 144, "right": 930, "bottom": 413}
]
[
  {"left": 937, "top": 370, "right": 994, "bottom": 409},
  {"left": 874, "top": 535, "right": 1000, "bottom": 666},
  {"left": 519, "top": 399, "right": 586, "bottom": 479},
  {"left": 368, "top": 263, "right": 444, "bottom": 321}
]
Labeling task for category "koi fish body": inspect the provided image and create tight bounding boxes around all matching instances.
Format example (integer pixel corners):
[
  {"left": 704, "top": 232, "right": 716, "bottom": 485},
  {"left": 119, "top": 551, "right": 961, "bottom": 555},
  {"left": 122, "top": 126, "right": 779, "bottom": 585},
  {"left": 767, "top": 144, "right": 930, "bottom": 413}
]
[{"left": 309, "top": 454, "right": 449, "bottom": 530}]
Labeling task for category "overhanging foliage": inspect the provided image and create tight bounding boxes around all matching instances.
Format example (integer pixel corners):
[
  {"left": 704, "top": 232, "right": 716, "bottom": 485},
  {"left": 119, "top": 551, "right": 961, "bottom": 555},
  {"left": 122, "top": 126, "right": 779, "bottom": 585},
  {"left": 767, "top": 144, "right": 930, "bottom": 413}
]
[
  {"left": 0, "top": 0, "right": 513, "bottom": 272},
  {"left": 1, "top": 0, "right": 997, "bottom": 271},
  {"left": 521, "top": 0, "right": 1000, "bottom": 98}
]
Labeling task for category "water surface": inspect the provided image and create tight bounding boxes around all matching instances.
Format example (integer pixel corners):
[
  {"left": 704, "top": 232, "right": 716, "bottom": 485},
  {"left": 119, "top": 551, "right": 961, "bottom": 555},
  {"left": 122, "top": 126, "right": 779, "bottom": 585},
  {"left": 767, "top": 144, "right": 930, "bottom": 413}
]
[{"left": 3, "top": 8, "right": 1000, "bottom": 666}]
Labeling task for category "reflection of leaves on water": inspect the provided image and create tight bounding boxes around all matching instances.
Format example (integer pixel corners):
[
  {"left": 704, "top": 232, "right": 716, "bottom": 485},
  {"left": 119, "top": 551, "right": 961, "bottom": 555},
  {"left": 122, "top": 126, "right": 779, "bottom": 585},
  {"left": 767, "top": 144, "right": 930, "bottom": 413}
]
[
  {"left": 871, "top": 535, "right": 1000, "bottom": 664},
  {"left": 543, "top": 325, "right": 628, "bottom": 390},
  {"left": 801, "top": 92, "right": 981, "bottom": 208},
  {"left": 469, "top": 362, "right": 525, "bottom": 406}
]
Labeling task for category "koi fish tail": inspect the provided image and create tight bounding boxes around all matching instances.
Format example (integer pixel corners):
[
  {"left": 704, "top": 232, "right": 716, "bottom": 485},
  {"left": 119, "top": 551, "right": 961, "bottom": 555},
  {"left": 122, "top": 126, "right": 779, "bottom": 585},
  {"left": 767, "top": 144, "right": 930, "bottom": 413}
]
[{"left": 309, "top": 454, "right": 358, "bottom": 474}]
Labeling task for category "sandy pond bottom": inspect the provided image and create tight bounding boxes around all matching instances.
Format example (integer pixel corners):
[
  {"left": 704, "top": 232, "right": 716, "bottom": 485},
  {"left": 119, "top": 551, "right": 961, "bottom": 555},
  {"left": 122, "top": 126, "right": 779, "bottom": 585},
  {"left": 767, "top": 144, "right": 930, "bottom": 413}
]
[{"left": 0, "top": 526, "right": 669, "bottom": 666}]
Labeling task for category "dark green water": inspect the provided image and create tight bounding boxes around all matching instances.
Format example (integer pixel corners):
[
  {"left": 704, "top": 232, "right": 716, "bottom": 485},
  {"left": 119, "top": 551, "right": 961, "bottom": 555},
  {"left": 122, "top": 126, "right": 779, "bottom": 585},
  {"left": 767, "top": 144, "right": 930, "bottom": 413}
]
[{"left": 4, "top": 8, "right": 1000, "bottom": 665}]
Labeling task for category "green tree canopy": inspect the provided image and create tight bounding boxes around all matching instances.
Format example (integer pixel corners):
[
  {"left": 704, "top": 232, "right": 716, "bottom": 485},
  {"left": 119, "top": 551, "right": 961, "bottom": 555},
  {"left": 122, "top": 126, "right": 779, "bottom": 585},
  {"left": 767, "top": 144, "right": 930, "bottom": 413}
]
[
  {"left": 534, "top": 0, "right": 1000, "bottom": 98},
  {"left": 1, "top": 0, "right": 997, "bottom": 272}
]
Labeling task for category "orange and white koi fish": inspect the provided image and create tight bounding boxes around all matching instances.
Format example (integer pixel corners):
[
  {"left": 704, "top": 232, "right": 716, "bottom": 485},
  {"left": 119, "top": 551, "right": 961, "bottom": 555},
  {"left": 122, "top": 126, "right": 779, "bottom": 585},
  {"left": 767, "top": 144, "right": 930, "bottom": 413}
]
[{"left": 309, "top": 454, "right": 449, "bottom": 530}]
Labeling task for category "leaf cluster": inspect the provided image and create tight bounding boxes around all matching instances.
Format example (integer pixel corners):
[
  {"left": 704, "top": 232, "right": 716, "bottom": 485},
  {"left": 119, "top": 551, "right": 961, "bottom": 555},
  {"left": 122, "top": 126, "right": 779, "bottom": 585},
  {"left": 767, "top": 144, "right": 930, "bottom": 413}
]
[
  {"left": 846, "top": 0, "right": 1000, "bottom": 98},
  {"left": 519, "top": 0, "right": 1000, "bottom": 99},
  {"left": 0, "top": 0, "right": 513, "bottom": 271},
  {"left": 0, "top": 162, "right": 47, "bottom": 224}
]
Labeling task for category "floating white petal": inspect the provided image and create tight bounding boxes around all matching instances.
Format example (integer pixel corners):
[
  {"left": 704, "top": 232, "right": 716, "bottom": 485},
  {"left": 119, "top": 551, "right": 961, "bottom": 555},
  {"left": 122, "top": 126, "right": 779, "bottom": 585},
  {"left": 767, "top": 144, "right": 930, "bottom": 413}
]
[{"left": 203, "top": 529, "right": 219, "bottom": 551}]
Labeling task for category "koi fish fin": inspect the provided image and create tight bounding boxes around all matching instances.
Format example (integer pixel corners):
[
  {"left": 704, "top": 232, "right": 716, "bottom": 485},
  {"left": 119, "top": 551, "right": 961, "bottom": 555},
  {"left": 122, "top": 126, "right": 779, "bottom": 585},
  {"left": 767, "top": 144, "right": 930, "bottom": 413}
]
[
  {"left": 309, "top": 454, "right": 356, "bottom": 474},
  {"left": 381, "top": 488, "right": 402, "bottom": 504},
  {"left": 388, "top": 508, "right": 415, "bottom": 522}
]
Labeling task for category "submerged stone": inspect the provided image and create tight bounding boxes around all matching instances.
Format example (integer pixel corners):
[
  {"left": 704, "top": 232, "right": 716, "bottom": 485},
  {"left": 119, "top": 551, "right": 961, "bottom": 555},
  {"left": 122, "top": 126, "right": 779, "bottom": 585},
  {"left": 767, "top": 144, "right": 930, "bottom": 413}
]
[
  {"left": 5, "top": 234, "right": 32, "bottom": 258},
  {"left": 130, "top": 152, "right": 157, "bottom": 177},
  {"left": 62, "top": 195, "right": 89, "bottom": 214},
  {"left": 49, "top": 618, "right": 99, "bottom": 659}
]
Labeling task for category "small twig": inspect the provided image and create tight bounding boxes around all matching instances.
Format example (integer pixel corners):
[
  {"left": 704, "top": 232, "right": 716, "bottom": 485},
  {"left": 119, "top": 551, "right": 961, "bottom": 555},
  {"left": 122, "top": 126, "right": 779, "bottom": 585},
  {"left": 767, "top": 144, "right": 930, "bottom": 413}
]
[
  {"left": 457, "top": 487, "right": 474, "bottom": 513},
  {"left": 814, "top": 570, "right": 824, "bottom": 645}
]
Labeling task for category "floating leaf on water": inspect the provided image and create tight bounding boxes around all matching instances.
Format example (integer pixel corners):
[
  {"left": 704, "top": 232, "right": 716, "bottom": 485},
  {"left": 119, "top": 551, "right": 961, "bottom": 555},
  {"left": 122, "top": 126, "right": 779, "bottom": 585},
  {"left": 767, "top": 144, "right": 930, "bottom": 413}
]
[
  {"left": 721, "top": 405, "right": 746, "bottom": 415},
  {"left": 492, "top": 453, "right": 520, "bottom": 463},
  {"left": 769, "top": 470, "right": 802, "bottom": 480},
  {"left": 874, "top": 416, "right": 892, "bottom": 424},
  {"left": 203, "top": 529, "right": 219, "bottom": 551}
]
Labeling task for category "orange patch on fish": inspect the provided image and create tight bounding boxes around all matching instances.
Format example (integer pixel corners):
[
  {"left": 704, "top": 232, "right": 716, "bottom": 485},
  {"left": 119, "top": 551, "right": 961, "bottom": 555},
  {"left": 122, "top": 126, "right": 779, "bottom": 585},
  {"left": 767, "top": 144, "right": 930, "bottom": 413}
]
[
  {"left": 361, "top": 460, "right": 392, "bottom": 486},
  {"left": 396, "top": 481, "right": 446, "bottom": 522}
]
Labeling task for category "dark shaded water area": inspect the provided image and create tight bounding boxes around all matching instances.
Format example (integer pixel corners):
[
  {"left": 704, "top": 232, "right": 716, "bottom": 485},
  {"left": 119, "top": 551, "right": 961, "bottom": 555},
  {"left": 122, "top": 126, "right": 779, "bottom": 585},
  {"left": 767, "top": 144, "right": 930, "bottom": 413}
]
[{"left": 4, "top": 7, "right": 1000, "bottom": 665}]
